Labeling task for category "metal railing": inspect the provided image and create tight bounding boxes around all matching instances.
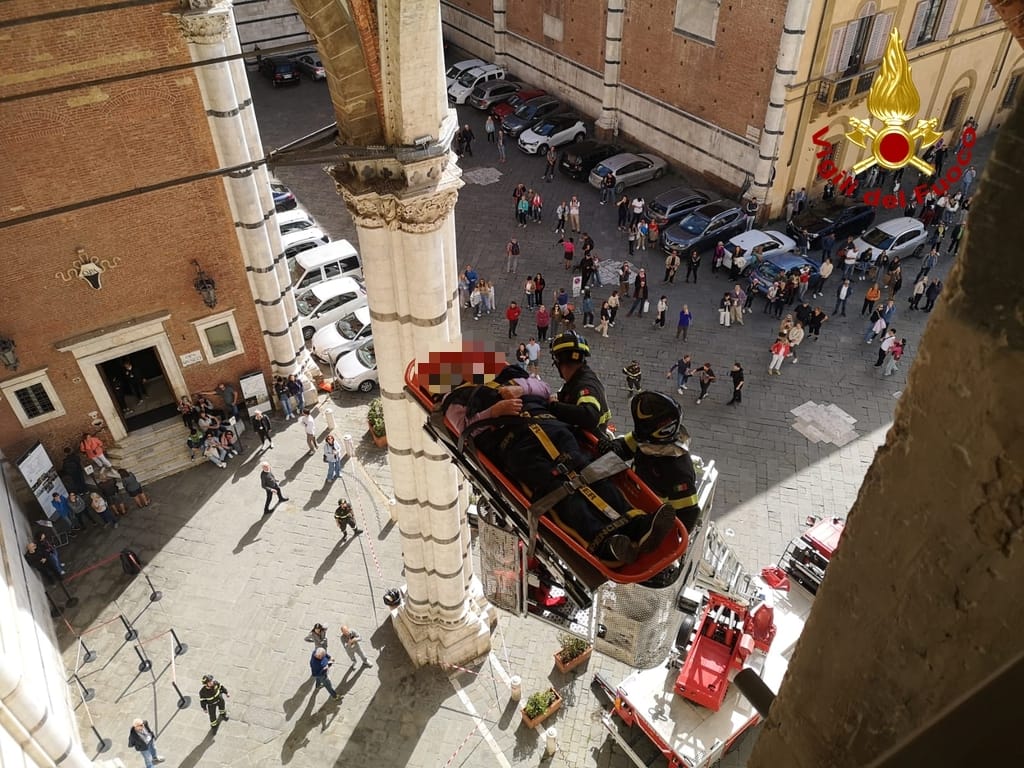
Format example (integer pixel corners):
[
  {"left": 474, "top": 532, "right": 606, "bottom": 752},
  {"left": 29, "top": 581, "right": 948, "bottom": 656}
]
[{"left": 816, "top": 68, "right": 877, "bottom": 107}]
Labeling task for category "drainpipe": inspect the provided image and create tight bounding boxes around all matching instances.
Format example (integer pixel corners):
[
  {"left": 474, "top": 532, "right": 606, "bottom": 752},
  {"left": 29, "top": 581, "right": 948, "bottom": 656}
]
[
  {"left": 750, "top": 0, "right": 816, "bottom": 217},
  {"left": 596, "top": 0, "right": 626, "bottom": 136}
]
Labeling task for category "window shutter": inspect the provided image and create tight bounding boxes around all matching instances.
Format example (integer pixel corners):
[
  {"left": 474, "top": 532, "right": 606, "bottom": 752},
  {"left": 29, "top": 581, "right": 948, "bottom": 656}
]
[
  {"left": 936, "top": 0, "right": 959, "bottom": 40},
  {"left": 824, "top": 26, "right": 846, "bottom": 76},
  {"left": 979, "top": 2, "right": 998, "bottom": 24},
  {"left": 866, "top": 12, "right": 893, "bottom": 62},
  {"left": 909, "top": 1, "right": 930, "bottom": 48},
  {"left": 838, "top": 20, "right": 859, "bottom": 72}
]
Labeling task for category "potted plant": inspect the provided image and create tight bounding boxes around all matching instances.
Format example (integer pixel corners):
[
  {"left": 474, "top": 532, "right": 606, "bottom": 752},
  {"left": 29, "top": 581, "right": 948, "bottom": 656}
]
[
  {"left": 553, "top": 632, "right": 593, "bottom": 674},
  {"left": 521, "top": 687, "right": 562, "bottom": 728},
  {"left": 367, "top": 397, "right": 387, "bottom": 448}
]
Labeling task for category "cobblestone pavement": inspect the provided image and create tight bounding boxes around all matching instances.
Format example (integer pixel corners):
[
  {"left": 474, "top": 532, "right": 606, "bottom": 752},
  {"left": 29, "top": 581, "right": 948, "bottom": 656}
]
[{"left": 61, "top": 63, "right": 991, "bottom": 768}]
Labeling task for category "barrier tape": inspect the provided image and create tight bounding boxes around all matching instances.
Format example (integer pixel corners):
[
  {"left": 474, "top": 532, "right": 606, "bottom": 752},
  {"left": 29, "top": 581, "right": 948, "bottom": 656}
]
[
  {"left": 442, "top": 696, "right": 503, "bottom": 768},
  {"left": 64, "top": 551, "right": 122, "bottom": 584},
  {"left": 79, "top": 612, "right": 130, "bottom": 636}
]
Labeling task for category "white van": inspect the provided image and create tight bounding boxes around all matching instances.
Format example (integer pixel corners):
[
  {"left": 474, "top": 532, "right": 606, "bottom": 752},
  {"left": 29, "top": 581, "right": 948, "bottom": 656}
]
[
  {"left": 290, "top": 239, "right": 362, "bottom": 290},
  {"left": 448, "top": 64, "right": 506, "bottom": 105},
  {"left": 445, "top": 58, "right": 486, "bottom": 89},
  {"left": 281, "top": 228, "right": 330, "bottom": 263},
  {"left": 276, "top": 208, "right": 318, "bottom": 236}
]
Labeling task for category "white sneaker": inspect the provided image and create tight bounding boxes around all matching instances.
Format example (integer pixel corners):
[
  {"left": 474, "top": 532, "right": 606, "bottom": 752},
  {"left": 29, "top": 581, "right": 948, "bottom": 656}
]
[{"left": 677, "top": 388, "right": 684, "bottom": 394}]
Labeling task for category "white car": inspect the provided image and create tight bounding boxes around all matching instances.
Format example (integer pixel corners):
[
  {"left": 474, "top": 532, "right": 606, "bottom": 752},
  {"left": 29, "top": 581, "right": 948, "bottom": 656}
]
[
  {"left": 445, "top": 58, "right": 486, "bottom": 89},
  {"left": 296, "top": 276, "right": 367, "bottom": 341},
  {"left": 852, "top": 217, "right": 928, "bottom": 261},
  {"left": 333, "top": 339, "right": 378, "bottom": 393},
  {"left": 517, "top": 114, "right": 587, "bottom": 155},
  {"left": 722, "top": 230, "right": 796, "bottom": 275},
  {"left": 281, "top": 228, "right": 330, "bottom": 263},
  {"left": 447, "top": 64, "right": 505, "bottom": 105},
  {"left": 275, "top": 208, "right": 318, "bottom": 236},
  {"left": 311, "top": 307, "right": 372, "bottom": 365}
]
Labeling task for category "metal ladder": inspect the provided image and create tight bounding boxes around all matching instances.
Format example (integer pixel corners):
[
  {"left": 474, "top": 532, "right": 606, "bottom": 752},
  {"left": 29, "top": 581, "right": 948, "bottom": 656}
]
[{"left": 694, "top": 521, "right": 758, "bottom": 604}]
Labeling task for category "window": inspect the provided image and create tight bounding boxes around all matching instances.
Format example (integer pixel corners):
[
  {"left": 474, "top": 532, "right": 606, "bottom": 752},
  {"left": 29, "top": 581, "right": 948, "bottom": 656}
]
[
  {"left": 1001, "top": 72, "right": 1022, "bottom": 110},
  {"left": 978, "top": 2, "right": 999, "bottom": 25},
  {"left": 909, "top": 0, "right": 959, "bottom": 48},
  {"left": 192, "top": 309, "right": 244, "bottom": 363},
  {"left": 942, "top": 89, "right": 969, "bottom": 132},
  {"left": 674, "top": 0, "right": 721, "bottom": 45},
  {"left": 823, "top": 6, "right": 893, "bottom": 77},
  {"left": 1, "top": 369, "right": 67, "bottom": 428}
]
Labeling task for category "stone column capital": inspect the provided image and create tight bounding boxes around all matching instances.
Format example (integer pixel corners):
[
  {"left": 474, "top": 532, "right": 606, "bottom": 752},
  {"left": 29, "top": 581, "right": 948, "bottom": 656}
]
[
  {"left": 175, "top": 3, "right": 232, "bottom": 46},
  {"left": 339, "top": 186, "right": 459, "bottom": 233}
]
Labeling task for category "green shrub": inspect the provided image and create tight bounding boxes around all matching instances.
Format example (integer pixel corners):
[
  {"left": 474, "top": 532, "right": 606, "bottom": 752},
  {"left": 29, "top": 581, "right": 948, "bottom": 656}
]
[
  {"left": 523, "top": 689, "right": 557, "bottom": 718},
  {"left": 368, "top": 398, "right": 386, "bottom": 436},
  {"left": 558, "top": 633, "right": 590, "bottom": 662}
]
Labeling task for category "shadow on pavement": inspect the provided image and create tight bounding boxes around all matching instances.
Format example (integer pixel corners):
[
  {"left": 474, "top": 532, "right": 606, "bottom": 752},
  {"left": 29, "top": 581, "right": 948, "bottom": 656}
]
[
  {"left": 312, "top": 537, "right": 352, "bottom": 585},
  {"left": 233, "top": 512, "right": 273, "bottom": 555}
]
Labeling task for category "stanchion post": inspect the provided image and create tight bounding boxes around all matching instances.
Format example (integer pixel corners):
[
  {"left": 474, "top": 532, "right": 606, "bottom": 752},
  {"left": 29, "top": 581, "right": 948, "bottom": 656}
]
[
  {"left": 78, "top": 635, "right": 97, "bottom": 664},
  {"left": 142, "top": 572, "right": 162, "bottom": 602},
  {"left": 71, "top": 673, "right": 95, "bottom": 702},
  {"left": 172, "top": 680, "right": 191, "bottom": 709},
  {"left": 45, "top": 591, "right": 62, "bottom": 619},
  {"left": 119, "top": 613, "right": 138, "bottom": 641},
  {"left": 133, "top": 644, "right": 152, "bottom": 673},
  {"left": 57, "top": 579, "right": 79, "bottom": 608},
  {"left": 91, "top": 725, "right": 112, "bottom": 753},
  {"left": 170, "top": 628, "right": 188, "bottom": 657}
]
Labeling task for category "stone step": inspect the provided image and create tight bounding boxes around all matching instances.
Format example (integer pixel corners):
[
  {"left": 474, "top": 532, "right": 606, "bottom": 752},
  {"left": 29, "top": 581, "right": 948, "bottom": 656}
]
[{"left": 106, "top": 417, "right": 194, "bottom": 485}]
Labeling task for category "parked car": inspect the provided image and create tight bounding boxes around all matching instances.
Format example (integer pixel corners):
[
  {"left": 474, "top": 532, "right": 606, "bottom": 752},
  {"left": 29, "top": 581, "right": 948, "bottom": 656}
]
[
  {"left": 786, "top": 201, "right": 876, "bottom": 247},
  {"left": 722, "top": 230, "right": 796, "bottom": 276},
  {"left": 500, "top": 95, "right": 562, "bottom": 137},
  {"left": 311, "top": 307, "right": 372, "bottom": 365},
  {"left": 589, "top": 152, "right": 668, "bottom": 194},
  {"left": 661, "top": 201, "right": 746, "bottom": 254},
  {"left": 259, "top": 57, "right": 300, "bottom": 87},
  {"left": 558, "top": 141, "right": 624, "bottom": 181},
  {"left": 851, "top": 217, "right": 928, "bottom": 260},
  {"left": 293, "top": 53, "right": 325, "bottom": 81},
  {"left": 490, "top": 88, "right": 546, "bottom": 120},
  {"left": 276, "top": 208, "right": 317, "bottom": 236},
  {"left": 445, "top": 58, "right": 486, "bottom": 89},
  {"left": 468, "top": 80, "right": 521, "bottom": 111},
  {"left": 748, "top": 252, "right": 820, "bottom": 296},
  {"left": 645, "top": 186, "right": 713, "bottom": 228},
  {"left": 333, "top": 339, "right": 378, "bottom": 392},
  {"left": 517, "top": 114, "right": 586, "bottom": 155},
  {"left": 295, "top": 277, "right": 368, "bottom": 341},
  {"left": 271, "top": 181, "right": 297, "bottom": 212},
  {"left": 281, "top": 228, "right": 330, "bottom": 264},
  {"left": 448, "top": 64, "right": 506, "bottom": 105}
]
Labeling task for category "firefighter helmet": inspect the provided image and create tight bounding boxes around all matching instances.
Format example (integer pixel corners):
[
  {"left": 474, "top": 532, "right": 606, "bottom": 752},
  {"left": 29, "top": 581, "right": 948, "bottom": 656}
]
[
  {"left": 550, "top": 331, "right": 591, "bottom": 366},
  {"left": 630, "top": 391, "right": 682, "bottom": 444}
]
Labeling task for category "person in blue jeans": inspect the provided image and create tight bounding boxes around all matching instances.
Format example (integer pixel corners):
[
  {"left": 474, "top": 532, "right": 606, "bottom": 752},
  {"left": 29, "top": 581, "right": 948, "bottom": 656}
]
[
  {"left": 128, "top": 718, "right": 165, "bottom": 766},
  {"left": 323, "top": 435, "right": 343, "bottom": 482},
  {"left": 310, "top": 647, "right": 342, "bottom": 700},
  {"left": 274, "top": 377, "right": 294, "bottom": 420}
]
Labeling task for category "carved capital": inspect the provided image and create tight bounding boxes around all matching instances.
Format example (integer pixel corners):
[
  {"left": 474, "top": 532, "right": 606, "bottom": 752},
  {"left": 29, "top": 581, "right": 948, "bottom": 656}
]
[
  {"left": 339, "top": 187, "right": 458, "bottom": 233},
  {"left": 175, "top": 6, "right": 232, "bottom": 45}
]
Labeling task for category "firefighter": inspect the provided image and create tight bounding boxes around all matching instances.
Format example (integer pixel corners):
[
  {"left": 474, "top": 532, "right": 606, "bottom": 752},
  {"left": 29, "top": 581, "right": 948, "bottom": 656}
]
[
  {"left": 547, "top": 331, "right": 612, "bottom": 435},
  {"left": 617, "top": 392, "right": 702, "bottom": 534},
  {"left": 199, "top": 675, "right": 229, "bottom": 728},
  {"left": 333, "top": 499, "right": 363, "bottom": 541}
]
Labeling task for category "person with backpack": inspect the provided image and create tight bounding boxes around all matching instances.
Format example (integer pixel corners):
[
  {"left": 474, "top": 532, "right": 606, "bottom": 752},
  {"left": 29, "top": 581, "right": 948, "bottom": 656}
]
[{"left": 119, "top": 468, "right": 150, "bottom": 508}]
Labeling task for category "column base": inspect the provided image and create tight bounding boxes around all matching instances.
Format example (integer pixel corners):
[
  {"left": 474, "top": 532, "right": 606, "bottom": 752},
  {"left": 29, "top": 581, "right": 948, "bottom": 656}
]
[
  {"left": 594, "top": 119, "right": 618, "bottom": 140},
  {"left": 392, "top": 578, "right": 498, "bottom": 668}
]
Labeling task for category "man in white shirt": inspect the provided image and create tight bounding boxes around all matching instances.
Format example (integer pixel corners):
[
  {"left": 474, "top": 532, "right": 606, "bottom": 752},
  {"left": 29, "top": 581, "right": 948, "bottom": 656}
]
[
  {"left": 876, "top": 328, "right": 897, "bottom": 367},
  {"left": 299, "top": 409, "right": 317, "bottom": 454},
  {"left": 630, "top": 196, "right": 645, "bottom": 227},
  {"left": 833, "top": 279, "right": 852, "bottom": 317}
]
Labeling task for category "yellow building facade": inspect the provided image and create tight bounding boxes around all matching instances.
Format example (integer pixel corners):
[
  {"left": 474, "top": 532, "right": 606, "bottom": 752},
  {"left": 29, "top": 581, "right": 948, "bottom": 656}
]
[{"left": 772, "top": 0, "right": 1021, "bottom": 215}]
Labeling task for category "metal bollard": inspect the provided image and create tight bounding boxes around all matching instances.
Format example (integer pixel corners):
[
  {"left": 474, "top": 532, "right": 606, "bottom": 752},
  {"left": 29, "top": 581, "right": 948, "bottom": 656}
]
[
  {"left": 325, "top": 407, "right": 336, "bottom": 431},
  {"left": 510, "top": 675, "right": 522, "bottom": 702},
  {"left": 342, "top": 433, "right": 355, "bottom": 457},
  {"left": 544, "top": 727, "right": 557, "bottom": 756}
]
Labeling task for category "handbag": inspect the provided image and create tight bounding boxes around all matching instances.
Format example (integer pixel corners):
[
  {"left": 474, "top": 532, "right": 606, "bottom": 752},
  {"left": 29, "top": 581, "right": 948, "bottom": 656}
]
[{"left": 643, "top": 300, "right": 650, "bottom": 313}]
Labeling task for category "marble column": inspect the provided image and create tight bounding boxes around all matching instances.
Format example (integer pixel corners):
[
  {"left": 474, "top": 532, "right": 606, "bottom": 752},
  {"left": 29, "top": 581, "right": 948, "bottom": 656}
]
[
  {"left": 492, "top": 0, "right": 508, "bottom": 63},
  {"left": 175, "top": 1, "right": 308, "bottom": 375},
  {"left": 596, "top": 0, "right": 626, "bottom": 135}
]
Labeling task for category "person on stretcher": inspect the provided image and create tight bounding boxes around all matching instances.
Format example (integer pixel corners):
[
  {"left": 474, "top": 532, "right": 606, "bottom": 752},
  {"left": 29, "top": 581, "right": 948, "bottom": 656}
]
[{"left": 442, "top": 365, "right": 675, "bottom": 566}]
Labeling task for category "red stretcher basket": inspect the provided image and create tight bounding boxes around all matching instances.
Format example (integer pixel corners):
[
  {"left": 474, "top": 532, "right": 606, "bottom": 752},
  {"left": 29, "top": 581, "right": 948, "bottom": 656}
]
[{"left": 404, "top": 358, "right": 689, "bottom": 584}]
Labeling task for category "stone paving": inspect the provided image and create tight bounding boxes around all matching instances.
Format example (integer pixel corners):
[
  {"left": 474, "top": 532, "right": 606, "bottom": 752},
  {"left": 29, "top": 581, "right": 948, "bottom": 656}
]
[{"left": 60, "top": 61, "right": 992, "bottom": 768}]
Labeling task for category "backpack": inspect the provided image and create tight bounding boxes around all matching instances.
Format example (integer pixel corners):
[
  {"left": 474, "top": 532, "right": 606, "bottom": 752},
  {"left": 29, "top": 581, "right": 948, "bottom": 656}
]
[{"left": 120, "top": 548, "right": 143, "bottom": 575}]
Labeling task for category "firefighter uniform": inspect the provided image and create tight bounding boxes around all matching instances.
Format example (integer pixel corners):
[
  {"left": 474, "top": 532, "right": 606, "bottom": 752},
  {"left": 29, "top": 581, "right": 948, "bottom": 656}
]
[
  {"left": 622, "top": 433, "right": 701, "bottom": 533},
  {"left": 550, "top": 364, "right": 611, "bottom": 434},
  {"left": 199, "top": 676, "right": 228, "bottom": 727},
  {"left": 333, "top": 500, "right": 362, "bottom": 540}
]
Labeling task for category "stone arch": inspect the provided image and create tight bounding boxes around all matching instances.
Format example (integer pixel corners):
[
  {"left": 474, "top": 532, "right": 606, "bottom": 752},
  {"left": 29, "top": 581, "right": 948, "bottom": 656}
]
[{"left": 290, "top": 0, "right": 384, "bottom": 145}]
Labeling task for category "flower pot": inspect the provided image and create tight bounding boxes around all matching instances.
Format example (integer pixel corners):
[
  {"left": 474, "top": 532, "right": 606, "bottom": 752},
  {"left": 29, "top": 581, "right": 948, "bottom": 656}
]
[
  {"left": 553, "top": 645, "right": 592, "bottom": 674},
  {"left": 368, "top": 422, "right": 387, "bottom": 448},
  {"left": 521, "top": 688, "right": 562, "bottom": 729}
]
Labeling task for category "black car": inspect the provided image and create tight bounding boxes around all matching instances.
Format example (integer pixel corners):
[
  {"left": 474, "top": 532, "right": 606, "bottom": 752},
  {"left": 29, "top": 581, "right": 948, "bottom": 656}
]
[
  {"left": 259, "top": 57, "right": 300, "bottom": 87},
  {"left": 661, "top": 201, "right": 746, "bottom": 254},
  {"left": 500, "top": 95, "right": 562, "bottom": 137},
  {"left": 558, "top": 141, "right": 624, "bottom": 181},
  {"left": 786, "top": 201, "right": 875, "bottom": 248}
]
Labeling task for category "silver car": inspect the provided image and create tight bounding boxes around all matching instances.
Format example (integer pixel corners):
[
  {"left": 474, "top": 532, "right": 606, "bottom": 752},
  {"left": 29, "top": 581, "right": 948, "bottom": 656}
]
[
  {"left": 588, "top": 152, "right": 667, "bottom": 194},
  {"left": 851, "top": 217, "right": 928, "bottom": 261}
]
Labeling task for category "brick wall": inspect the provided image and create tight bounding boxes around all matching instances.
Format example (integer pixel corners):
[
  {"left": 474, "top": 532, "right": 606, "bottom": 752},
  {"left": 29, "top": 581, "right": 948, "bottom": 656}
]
[{"left": 506, "top": 0, "right": 605, "bottom": 74}]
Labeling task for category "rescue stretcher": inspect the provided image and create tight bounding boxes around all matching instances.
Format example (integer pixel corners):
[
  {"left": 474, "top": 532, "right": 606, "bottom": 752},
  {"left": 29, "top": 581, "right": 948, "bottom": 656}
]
[{"left": 404, "top": 359, "right": 690, "bottom": 603}]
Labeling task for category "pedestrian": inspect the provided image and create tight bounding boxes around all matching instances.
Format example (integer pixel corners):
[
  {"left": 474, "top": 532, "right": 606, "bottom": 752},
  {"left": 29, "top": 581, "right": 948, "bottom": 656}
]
[
  {"left": 543, "top": 146, "right": 557, "bottom": 181},
  {"left": 531, "top": 189, "right": 543, "bottom": 222},
  {"left": 68, "top": 490, "right": 100, "bottom": 528},
  {"left": 597, "top": 301, "right": 611, "bottom": 337},
  {"left": 119, "top": 468, "right": 151, "bottom": 508},
  {"left": 97, "top": 469, "right": 129, "bottom": 516},
  {"left": 948, "top": 222, "right": 965, "bottom": 255},
  {"left": 667, "top": 354, "right": 694, "bottom": 393},
  {"left": 637, "top": 219, "right": 649, "bottom": 251},
  {"left": 629, "top": 196, "right": 645, "bottom": 227},
  {"left": 726, "top": 362, "right": 744, "bottom": 405},
  {"left": 924, "top": 278, "right": 943, "bottom": 311},
  {"left": 797, "top": 268, "right": 811, "bottom": 300},
  {"left": 554, "top": 200, "right": 567, "bottom": 233},
  {"left": 199, "top": 675, "right": 230, "bottom": 729},
  {"left": 252, "top": 410, "right": 273, "bottom": 449},
  {"left": 526, "top": 337, "right": 541, "bottom": 376},
  {"left": 730, "top": 285, "right": 747, "bottom": 325},
  {"left": 516, "top": 194, "right": 529, "bottom": 227},
  {"left": 695, "top": 363, "right": 716, "bottom": 404},
  {"left": 616, "top": 194, "right": 629, "bottom": 230},
  {"left": 121, "top": 357, "right": 146, "bottom": 405},
  {"left": 676, "top": 304, "right": 692, "bottom": 340},
  {"left": 61, "top": 446, "right": 88, "bottom": 493},
  {"left": 340, "top": 625, "right": 372, "bottom": 667},
  {"left": 857, "top": 282, "right": 880, "bottom": 317},
  {"left": 50, "top": 492, "right": 80, "bottom": 537},
  {"left": 286, "top": 374, "right": 305, "bottom": 414},
  {"left": 300, "top": 408, "right": 317, "bottom": 454},
  {"left": 323, "top": 434, "right": 343, "bottom": 481},
  {"left": 795, "top": 187, "right": 807, "bottom": 214},
  {"left": 623, "top": 360, "right": 642, "bottom": 393},
  {"left": 787, "top": 320, "right": 805, "bottom": 363},
  {"left": 309, "top": 647, "right": 342, "bottom": 700},
  {"left": 534, "top": 272, "right": 546, "bottom": 306},
  {"left": 535, "top": 304, "right": 551, "bottom": 341},
  {"left": 260, "top": 462, "right": 288, "bottom": 515},
  {"left": 712, "top": 241, "right": 727, "bottom": 273},
  {"left": 79, "top": 431, "right": 113, "bottom": 469},
  {"left": 864, "top": 306, "right": 887, "bottom": 343},
  {"left": 496, "top": 127, "right": 506, "bottom": 162},
  {"left": 600, "top": 170, "right": 616, "bottom": 203},
  {"left": 607, "top": 290, "right": 620, "bottom": 326},
  {"left": 768, "top": 335, "right": 790, "bottom": 375},
  {"left": 24, "top": 540, "right": 63, "bottom": 584},
  {"left": 883, "top": 337, "right": 906, "bottom": 376},
  {"left": 842, "top": 246, "right": 858, "bottom": 279},
  {"left": 568, "top": 195, "right": 581, "bottom": 233},
  {"left": 515, "top": 342, "right": 529, "bottom": 370},
  {"left": 460, "top": 123, "right": 475, "bottom": 156},
  {"left": 626, "top": 269, "right": 648, "bottom": 317},
  {"left": 274, "top": 377, "right": 293, "bottom": 419},
  {"left": 784, "top": 189, "right": 795, "bottom": 221},
  {"left": 128, "top": 718, "right": 165, "bottom": 767},
  {"left": 915, "top": 249, "right": 939, "bottom": 284},
  {"left": 821, "top": 232, "right": 836, "bottom": 264},
  {"left": 561, "top": 236, "right": 575, "bottom": 270},
  {"left": 771, "top": 281, "right": 788, "bottom": 319},
  {"left": 664, "top": 250, "right": 680, "bottom": 284},
  {"left": 718, "top": 293, "right": 733, "bottom": 327},
  {"left": 647, "top": 218, "right": 660, "bottom": 249},
  {"left": 581, "top": 290, "right": 595, "bottom": 328},
  {"left": 485, "top": 114, "right": 496, "bottom": 142},
  {"left": 833, "top": 279, "right": 852, "bottom": 316},
  {"left": 90, "top": 491, "right": 118, "bottom": 528},
  {"left": 813, "top": 257, "right": 833, "bottom": 297},
  {"left": 684, "top": 250, "right": 701, "bottom": 283},
  {"left": 334, "top": 498, "right": 363, "bottom": 540},
  {"left": 627, "top": 224, "right": 637, "bottom": 256},
  {"left": 875, "top": 328, "right": 898, "bottom": 367},
  {"left": 505, "top": 237, "right": 520, "bottom": 274},
  {"left": 305, "top": 622, "right": 328, "bottom": 649},
  {"left": 808, "top": 307, "right": 828, "bottom": 340},
  {"left": 506, "top": 300, "right": 521, "bottom": 338},
  {"left": 654, "top": 295, "right": 668, "bottom": 328},
  {"left": 886, "top": 264, "right": 903, "bottom": 300}
]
